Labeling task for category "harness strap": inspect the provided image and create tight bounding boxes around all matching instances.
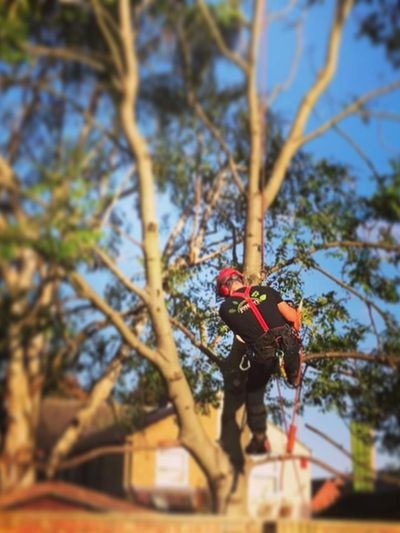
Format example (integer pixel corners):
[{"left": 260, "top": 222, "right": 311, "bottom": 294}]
[{"left": 230, "top": 286, "right": 269, "bottom": 333}]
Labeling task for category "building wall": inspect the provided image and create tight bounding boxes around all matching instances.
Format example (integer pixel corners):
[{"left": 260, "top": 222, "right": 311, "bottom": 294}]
[
  {"left": 125, "top": 406, "right": 218, "bottom": 493},
  {"left": 124, "top": 403, "right": 311, "bottom": 518}
]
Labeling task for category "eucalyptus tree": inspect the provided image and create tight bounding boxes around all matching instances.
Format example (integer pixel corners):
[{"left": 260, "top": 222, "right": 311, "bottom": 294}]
[{"left": 0, "top": 0, "right": 399, "bottom": 514}]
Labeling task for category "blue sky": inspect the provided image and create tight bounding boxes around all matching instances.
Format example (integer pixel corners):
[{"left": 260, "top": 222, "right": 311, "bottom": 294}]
[{"left": 257, "top": 0, "right": 399, "bottom": 477}]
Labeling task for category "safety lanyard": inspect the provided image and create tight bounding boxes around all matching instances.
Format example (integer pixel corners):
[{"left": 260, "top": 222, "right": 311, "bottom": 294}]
[{"left": 230, "top": 286, "right": 269, "bottom": 333}]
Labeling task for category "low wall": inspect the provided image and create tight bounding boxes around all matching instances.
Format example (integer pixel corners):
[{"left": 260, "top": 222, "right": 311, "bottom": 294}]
[{"left": 0, "top": 512, "right": 399, "bottom": 533}]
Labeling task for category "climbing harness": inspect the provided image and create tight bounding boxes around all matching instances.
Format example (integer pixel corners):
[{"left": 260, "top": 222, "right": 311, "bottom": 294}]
[
  {"left": 230, "top": 284, "right": 304, "bottom": 458},
  {"left": 230, "top": 286, "right": 301, "bottom": 386}
]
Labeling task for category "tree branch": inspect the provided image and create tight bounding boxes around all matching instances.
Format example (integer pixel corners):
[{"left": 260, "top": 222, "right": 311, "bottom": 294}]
[
  {"left": 170, "top": 317, "right": 224, "bottom": 368},
  {"left": 46, "top": 343, "right": 131, "bottom": 477},
  {"left": 98, "top": 165, "right": 134, "bottom": 229},
  {"left": 191, "top": 167, "right": 229, "bottom": 263},
  {"left": 266, "top": 12, "right": 304, "bottom": 108},
  {"left": 162, "top": 204, "right": 192, "bottom": 262},
  {"left": 262, "top": 0, "right": 354, "bottom": 211},
  {"left": 300, "top": 79, "right": 400, "bottom": 146},
  {"left": 311, "top": 263, "right": 389, "bottom": 322},
  {"left": 303, "top": 351, "right": 397, "bottom": 368},
  {"left": 331, "top": 124, "right": 380, "bottom": 178},
  {"left": 196, "top": 0, "right": 249, "bottom": 73},
  {"left": 27, "top": 44, "right": 107, "bottom": 73},
  {"left": 178, "top": 23, "right": 246, "bottom": 196},
  {"left": 91, "top": 0, "right": 124, "bottom": 78},
  {"left": 69, "top": 272, "right": 159, "bottom": 364},
  {"left": 267, "top": 0, "right": 298, "bottom": 24},
  {"left": 94, "top": 247, "right": 150, "bottom": 304},
  {"left": 306, "top": 423, "right": 400, "bottom": 487},
  {"left": 196, "top": 241, "right": 237, "bottom": 265},
  {"left": 266, "top": 239, "right": 400, "bottom": 275}
]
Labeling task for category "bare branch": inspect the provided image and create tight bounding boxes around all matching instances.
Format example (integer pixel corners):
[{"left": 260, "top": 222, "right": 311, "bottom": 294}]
[
  {"left": 367, "top": 303, "right": 382, "bottom": 352},
  {"left": 303, "top": 350, "right": 397, "bottom": 368},
  {"left": 47, "top": 343, "right": 131, "bottom": 477},
  {"left": 242, "top": 0, "right": 266, "bottom": 274},
  {"left": 77, "top": 84, "right": 102, "bottom": 148},
  {"left": 266, "top": 239, "right": 400, "bottom": 275},
  {"left": 189, "top": 176, "right": 203, "bottom": 263},
  {"left": 7, "top": 87, "right": 40, "bottom": 164},
  {"left": 170, "top": 317, "right": 224, "bottom": 368},
  {"left": 163, "top": 205, "right": 192, "bottom": 261},
  {"left": 267, "top": 0, "right": 298, "bottom": 24},
  {"left": 27, "top": 44, "right": 107, "bottom": 73},
  {"left": 191, "top": 167, "right": 228, "bottom": 263},
  {"left": 311, "top": 263, "right": 389, "bottom": 322},
  {"left": 196, "top": 0, "right": 249, "bottom": 73},
  {"left": 300, "top": 79, "right": 400, "bottom": 146},
  {"left": 94, "top": 247, "right": 150, "bottom": 304},
  {"left": 178, "top": 24, "right": 246, "bottom": 195},
  {"left": 109, "top": 223, "right": 144, "bottom": 250},
  {"left": 332, "top": 124, "right": 380, "bottom": 178},
  {"left": 196, "top": 241, "right": 237, "bottom": 265},
  {"left": 69, "top": 272, "right": 159, "bottom": 364},
  {"left": 49, "top": 442, "right": 181, "bottom": 472},
  {"left": 3, "top": 74, "right": 127, "bottom": 151},
  {"left": 306, "top": 423, "right": 400, "bottom": 487},
  {"left": 266, "top": 12, "right": 304, "bottom": 108},
  {"left": 98, "top": 165, "right": 134, "bottom": 228},
  {"left": 262, "top": 0, "right": 354, "bottom": 211},
  {"left": 91, "top": 0, "right": 124, "bottom": 78},
  {"left": 41, "top": 441, "right": 400, "bottom": 489},
  {"left": 357, "top": 109, "right": 400, "bottom": 122}
]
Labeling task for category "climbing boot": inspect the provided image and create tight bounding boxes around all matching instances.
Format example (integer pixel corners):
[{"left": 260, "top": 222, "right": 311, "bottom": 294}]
[{"left": 245, "top": 433, "right": 271, "bottom": 455}]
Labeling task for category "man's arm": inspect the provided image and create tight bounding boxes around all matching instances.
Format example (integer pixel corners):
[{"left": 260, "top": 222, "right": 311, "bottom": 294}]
[{"left": 277, "top": 301, "right": 301, "bottom": 331}]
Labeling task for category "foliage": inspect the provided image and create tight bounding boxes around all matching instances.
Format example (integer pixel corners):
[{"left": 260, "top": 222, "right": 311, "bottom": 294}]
[{"left": 0, "top": 0, "right": 400, "bottom": 483}]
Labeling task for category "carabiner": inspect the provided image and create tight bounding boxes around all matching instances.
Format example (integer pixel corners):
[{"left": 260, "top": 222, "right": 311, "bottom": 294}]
[{"left": 239, "top": 354, "right": 251, "bottom": 371}]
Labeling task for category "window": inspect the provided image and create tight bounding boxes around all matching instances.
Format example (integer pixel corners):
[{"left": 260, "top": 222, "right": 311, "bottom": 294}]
[{"left": 155, "top": 447, "right": 189, "bottom": 487}]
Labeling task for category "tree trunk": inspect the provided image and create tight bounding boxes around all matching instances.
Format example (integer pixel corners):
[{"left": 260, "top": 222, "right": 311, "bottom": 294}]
[
  {"left": 1, "top": 250, "right": 42, "bottom": 493},
  {"left": 1, "top": 336, "right": 36, "bottom": 492}
]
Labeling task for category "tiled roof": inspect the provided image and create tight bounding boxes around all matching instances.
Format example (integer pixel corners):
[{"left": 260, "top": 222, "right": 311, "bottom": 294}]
[
  {"left": 0, "top": 481, "right": 149, "bottom": 512},
  {"left": 36, "top": 398, "right": 128, "bottom": 454}
]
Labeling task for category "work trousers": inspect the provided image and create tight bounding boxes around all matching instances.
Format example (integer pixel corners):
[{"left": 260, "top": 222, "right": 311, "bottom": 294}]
[
  {"left": 220, "top": 326, "right": 301, "bottom": 472},
  {"left": 220, "top": 342, "right": 276, "bottom": 473}
]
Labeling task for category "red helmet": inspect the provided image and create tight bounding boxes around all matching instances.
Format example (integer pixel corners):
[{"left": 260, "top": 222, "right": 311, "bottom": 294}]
[{"left": 216, "top": 267, "right": 243, "bottom": 297}]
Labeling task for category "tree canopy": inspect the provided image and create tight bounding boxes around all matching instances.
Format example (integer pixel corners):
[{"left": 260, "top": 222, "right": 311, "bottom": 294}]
[{"left": 0, "top": 0, "right": 399, "bottom": 512}]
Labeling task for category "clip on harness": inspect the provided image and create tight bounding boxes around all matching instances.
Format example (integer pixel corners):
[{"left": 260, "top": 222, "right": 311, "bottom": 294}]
[
  {"left": 231, "top": 285, "right": 302, "bottom": 454},
  {"left": 231, "top": 286, "right": 286, "bottom": 378}
]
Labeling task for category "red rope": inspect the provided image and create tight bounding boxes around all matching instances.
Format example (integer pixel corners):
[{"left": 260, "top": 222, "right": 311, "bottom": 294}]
[{"left": 276, "top": 348, "right": 307, "bottom": 504}]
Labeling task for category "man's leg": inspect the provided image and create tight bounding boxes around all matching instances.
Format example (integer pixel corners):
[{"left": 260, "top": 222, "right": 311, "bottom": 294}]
[
  {"left": 245, "top": 358, "right": 276, "bottom": 454},
  {"left": 220, "top": 344, "right": 249, "bottom": 473}
]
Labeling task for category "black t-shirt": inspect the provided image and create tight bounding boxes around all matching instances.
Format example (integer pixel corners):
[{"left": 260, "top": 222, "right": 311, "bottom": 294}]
[{"left": 219, "top": 285, "right": 287, "bottom": 344}]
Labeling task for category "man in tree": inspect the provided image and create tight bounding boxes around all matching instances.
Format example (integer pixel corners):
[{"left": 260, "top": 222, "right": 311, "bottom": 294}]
[{"left": 216, "top": 267, "right": 302, "bottom": 472}]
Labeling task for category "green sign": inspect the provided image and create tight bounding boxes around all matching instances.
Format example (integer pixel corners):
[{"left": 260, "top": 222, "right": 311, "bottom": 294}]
[{"left": 350, "top": 421, "right": 375, "bottom": 492}]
